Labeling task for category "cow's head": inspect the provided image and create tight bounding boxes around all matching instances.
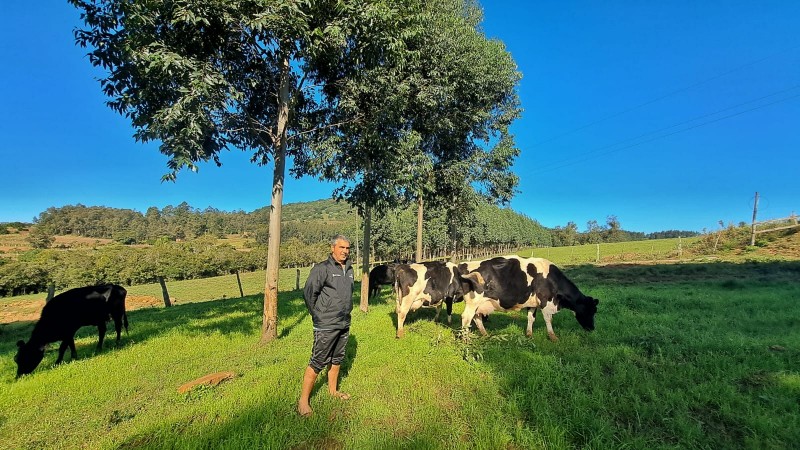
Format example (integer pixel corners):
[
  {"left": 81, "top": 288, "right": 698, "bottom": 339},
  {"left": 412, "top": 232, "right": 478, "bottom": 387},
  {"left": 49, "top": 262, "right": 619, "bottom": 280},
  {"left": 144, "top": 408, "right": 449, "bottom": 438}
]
[
  {"left": 15, "top": 340, "right": 45, "bottom": 377},
  {"left": 573, "top": 296, "right": 599, "bottom": 331}
]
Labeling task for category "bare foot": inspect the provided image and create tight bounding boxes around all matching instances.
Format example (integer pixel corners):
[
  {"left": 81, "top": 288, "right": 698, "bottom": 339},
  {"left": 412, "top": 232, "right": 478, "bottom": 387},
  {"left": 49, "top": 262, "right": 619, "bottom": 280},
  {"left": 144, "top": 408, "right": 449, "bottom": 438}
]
[
  {"left": 331, "top": 391, "right": 350, "bottom": 400},
  {"left": 297, "top": 402, "right": 313, "bottom": 417}
]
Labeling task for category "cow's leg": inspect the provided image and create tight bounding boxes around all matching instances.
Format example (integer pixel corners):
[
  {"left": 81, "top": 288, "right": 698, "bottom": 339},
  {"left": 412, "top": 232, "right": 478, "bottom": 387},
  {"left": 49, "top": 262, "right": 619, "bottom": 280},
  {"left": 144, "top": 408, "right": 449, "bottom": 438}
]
[
  {"left": 460, "top": 300, "right": 481, "bottom": 334},
  {"left": 541, "top": 308, "right": 558, "bottom": 342},
  {"left": 68, "top": 338, "right": 78, "bottom": 359},
  {"left": 96, "top": 321, "right": 107, "bottom": 352},
  {"left": 56, "top": 337, "right": 78, "bottom": 363},
  {"left": 472, "top": 315, "right": 489, "bottom": 336},
  {"left": 526, "top": 307, "right": 537, "bottom": 337},
  {"left": 446, "top": 298, "right": 453, "bottom": 325},
  {"left": 113, "top": 314, "right": 123, "bottom": 345},
  {"left": 56, "top": 340, "right": 70, "bottom": 364},
  {"left": 396, "top": 298, "right": 412, "bottom": 338}
]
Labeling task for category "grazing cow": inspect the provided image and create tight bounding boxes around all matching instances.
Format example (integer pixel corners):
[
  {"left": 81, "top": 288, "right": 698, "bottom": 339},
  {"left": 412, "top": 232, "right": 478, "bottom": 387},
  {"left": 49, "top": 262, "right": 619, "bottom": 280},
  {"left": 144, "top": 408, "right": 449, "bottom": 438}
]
[
  {"left": 458, "top": 256, "right": 598, "bottom": 341},
  {"left": 368, "top": 264, "right": 396, "bottom": 300},
  {"left": 15, "top": 284, "right": 129, "bottom": 377},
  {"left": 393, "top": 261, "right": 481, "bottom": 338}
]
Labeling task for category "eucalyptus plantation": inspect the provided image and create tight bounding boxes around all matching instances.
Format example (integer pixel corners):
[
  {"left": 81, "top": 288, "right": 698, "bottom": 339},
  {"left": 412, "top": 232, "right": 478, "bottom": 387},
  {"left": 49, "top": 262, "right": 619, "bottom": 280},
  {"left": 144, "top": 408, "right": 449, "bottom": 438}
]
[
  {"left": 69, "top": 0, "right": 418, "bottom": 341},
  {"left": 296, "top": 0, "right": 522, "bottom": 308}
]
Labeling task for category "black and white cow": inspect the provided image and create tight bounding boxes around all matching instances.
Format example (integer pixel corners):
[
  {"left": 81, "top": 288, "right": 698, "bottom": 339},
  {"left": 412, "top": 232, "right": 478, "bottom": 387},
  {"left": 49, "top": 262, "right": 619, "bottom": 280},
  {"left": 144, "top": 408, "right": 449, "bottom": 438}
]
[
  {"left": 368, "top": 264, "right": 396, "bottom": 300},
  {"left": 15, "top": 284, "right": 129, "bottom": 377},
  {"left": 458, "top": 256, "right": 598, "bottom": 341},
  {"left": 393, "top": 261, "right": 480, "bottom": 338}
]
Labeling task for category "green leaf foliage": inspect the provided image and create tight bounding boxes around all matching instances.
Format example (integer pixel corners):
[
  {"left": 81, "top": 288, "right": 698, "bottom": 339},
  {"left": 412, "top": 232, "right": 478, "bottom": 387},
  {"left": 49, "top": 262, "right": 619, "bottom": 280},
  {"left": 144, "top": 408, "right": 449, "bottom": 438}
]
[
  {"left": 294, "top": 0, "right": 522, "bottom": 216},
  {"left": 69, "top": 0, "right": 410, "bottom": 180}
]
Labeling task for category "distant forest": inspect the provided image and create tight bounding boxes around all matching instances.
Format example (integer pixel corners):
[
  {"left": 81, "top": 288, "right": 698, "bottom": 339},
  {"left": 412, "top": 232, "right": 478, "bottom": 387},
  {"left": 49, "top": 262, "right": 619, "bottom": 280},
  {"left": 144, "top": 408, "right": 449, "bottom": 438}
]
[
  {"left": 0, "top": 200, "right": 698, "bottom": 296},
  {"left": 14, "top": 200, "right": 696, "bottom": 249}
]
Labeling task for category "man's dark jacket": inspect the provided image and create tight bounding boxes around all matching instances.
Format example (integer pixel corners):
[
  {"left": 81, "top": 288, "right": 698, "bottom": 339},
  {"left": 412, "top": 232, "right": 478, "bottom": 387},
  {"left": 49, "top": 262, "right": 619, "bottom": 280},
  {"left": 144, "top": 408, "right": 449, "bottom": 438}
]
[{"left": 303, "top": 255, "right": 354, "bottom": 330}]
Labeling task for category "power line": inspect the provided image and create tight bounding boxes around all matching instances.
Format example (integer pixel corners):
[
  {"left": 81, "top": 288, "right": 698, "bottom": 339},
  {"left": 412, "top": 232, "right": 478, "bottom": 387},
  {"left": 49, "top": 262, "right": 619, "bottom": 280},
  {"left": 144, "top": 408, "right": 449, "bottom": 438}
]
[
  {"left": 530, "top": 44, "right": 800, "bottom": 147},
  {"left": 529, "top": 90, "right": 800, "bottom": 174},
  {"left": 531, "top": 84, "right": 800, "bottom": 173}
]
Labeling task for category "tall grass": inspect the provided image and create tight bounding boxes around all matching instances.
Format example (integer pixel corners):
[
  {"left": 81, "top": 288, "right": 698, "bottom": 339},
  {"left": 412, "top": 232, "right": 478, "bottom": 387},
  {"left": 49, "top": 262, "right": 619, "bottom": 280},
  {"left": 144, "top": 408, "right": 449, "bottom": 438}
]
[{"left": 1, "top": 261, "right": 799, "bottom": 449}]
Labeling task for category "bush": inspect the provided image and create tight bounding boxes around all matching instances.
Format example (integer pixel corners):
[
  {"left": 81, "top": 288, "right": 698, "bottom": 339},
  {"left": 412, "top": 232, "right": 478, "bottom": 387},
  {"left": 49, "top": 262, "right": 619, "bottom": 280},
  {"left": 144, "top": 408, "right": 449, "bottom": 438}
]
[{"left": 688, "top": 223, "right": 750, "bottom": 254}]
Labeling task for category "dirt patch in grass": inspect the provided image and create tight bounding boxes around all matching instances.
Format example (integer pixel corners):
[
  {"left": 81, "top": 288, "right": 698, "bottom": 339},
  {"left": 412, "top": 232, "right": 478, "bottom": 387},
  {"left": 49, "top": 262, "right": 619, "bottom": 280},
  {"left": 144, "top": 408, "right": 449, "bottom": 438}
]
[{"left": 0, "top": 294, "right": 164, "bottom": 325}]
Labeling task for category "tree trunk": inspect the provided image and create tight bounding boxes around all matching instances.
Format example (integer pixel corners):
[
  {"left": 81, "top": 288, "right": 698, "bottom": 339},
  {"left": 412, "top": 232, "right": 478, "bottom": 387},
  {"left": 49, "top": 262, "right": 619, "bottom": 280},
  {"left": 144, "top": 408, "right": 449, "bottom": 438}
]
[
  {"left": 46, "top": 283, "right": 55, "bottom": 303},
  {"left": 450, "top": 215, "right": 458, "bottom": 263},
  {"left": 416, "top": 195, "right": 423, "bottom": 262},
  {"left": 359, "top": 205, "right": 371, "bottom": 313},
  {"left": 261, "top": 52, "right": 290, "bottom": 344}
]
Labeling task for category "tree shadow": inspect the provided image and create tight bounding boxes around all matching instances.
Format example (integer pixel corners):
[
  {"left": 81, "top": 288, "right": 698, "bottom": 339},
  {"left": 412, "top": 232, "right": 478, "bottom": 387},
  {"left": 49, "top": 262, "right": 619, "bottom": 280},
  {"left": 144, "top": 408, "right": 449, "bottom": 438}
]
[
  {"left": 463, "top": 260, "right": 800, "bottom": 448},
  {"left": 384, "top": 304, "right": 461, "bottom": 339},
  {"left": 1, "top": 288, "right": 313, "bottom": 378}
]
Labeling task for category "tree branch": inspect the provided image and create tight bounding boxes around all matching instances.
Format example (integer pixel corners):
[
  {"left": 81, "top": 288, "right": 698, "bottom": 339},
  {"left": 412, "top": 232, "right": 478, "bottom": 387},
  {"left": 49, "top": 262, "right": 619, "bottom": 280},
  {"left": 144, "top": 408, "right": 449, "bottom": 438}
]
[{"left": 288, "top": 115, "right": 364, "bottom": 141}]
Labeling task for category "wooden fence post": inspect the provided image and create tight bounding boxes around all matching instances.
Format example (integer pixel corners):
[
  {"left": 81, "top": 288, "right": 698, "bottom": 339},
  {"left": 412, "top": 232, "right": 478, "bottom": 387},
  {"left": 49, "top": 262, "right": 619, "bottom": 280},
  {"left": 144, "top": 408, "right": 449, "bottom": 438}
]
[
  {"left": 235, "top": 270, "right": 244, "bottom": 297},
  {"left": 750, "top": 191, "right": 759, "bottom": 246},
  {"left": 158, "top": 276, "right": 172, "bottom": 307},
  {"left": 296, "top": 268, "right": 300, "bottom": 291},
  {"left": 46, "top": 283, "right": 55, "bottom": 302}
]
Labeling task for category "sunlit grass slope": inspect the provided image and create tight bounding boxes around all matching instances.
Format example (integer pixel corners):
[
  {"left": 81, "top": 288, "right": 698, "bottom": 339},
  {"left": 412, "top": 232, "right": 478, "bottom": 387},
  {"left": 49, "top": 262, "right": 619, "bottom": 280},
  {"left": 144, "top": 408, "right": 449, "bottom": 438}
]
[{"left": 1, "top": 261, "right": 799, "bottom": 449}]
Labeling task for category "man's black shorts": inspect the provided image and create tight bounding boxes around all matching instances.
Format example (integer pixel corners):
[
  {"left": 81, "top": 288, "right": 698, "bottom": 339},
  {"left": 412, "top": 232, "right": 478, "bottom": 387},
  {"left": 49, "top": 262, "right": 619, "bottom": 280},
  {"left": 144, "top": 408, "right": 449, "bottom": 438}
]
[{"left": 309, "top": 328, "right": 350, "bottom": 373}]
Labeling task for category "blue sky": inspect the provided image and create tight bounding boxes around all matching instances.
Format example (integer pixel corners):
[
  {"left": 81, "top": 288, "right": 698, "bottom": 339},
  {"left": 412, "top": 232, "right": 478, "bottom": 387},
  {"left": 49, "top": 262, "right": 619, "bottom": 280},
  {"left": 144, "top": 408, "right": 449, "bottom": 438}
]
[{"left": 1, "top": 2, "right": 798, "bottom": 234}]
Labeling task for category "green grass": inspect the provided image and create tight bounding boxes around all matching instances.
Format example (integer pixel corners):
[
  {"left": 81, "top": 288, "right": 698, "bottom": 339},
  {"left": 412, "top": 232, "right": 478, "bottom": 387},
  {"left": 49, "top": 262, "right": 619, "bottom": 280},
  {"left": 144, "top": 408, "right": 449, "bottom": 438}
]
[
  {"left": 519, "top": 237, "right": 699, "bottom": 264},
  {"left": 1, "top": 261, "right": 799, "bottom": 449},
  {"left": 0, "top": 268, "right": 312, "bottom": 307}
]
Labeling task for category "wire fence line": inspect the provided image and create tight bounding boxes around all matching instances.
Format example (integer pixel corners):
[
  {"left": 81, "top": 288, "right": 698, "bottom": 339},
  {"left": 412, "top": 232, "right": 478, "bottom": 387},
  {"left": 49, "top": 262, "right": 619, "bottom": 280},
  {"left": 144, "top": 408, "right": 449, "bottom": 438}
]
[
  {"left": 752, "top": 214, "right": 800, "bottom": 236},
  {"left": 0, "top": 238, "right": 696, "bottom": 309}
]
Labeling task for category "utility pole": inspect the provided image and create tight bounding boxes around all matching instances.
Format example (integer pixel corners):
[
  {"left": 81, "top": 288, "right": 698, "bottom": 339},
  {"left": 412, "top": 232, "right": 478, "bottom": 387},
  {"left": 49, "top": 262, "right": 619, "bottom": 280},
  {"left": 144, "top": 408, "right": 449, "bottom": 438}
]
[{"left": 750, "top": 191, "right": 759, "bottom": 246}]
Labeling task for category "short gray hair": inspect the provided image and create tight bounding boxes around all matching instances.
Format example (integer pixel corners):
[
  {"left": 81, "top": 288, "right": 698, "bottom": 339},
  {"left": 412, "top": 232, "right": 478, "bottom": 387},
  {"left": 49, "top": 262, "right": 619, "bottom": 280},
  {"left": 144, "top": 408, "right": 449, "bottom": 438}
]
[{"left": 330, "top": 234, "right": 351, "bottom": 246}]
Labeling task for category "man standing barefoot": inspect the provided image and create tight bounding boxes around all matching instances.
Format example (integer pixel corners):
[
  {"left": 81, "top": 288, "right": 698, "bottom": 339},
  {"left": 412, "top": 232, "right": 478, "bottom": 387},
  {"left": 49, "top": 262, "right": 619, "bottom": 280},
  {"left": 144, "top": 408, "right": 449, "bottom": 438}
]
[{"left": 298, "top": 235, "right": 354, "bottom": 417}]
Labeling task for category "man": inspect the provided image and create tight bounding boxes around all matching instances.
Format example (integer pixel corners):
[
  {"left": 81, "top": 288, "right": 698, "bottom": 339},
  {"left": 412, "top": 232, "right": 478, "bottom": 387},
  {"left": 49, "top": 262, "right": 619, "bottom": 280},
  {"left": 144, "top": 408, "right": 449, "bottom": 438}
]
[{"left": 297, "top": 234, "right": 354, "bottom": 417}]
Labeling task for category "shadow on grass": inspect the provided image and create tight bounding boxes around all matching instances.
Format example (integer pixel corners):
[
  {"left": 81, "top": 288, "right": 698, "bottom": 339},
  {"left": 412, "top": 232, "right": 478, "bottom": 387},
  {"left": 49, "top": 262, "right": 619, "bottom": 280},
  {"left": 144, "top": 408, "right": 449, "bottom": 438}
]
[
  {"left": 111, "top": 327, "right": 363, "bottom": 449},
  {"left": 566, "top": 259, "right": 800, "bottom": 285},
  {"left": 0, "top": 288, "right": 314, "bottom": 379},
  {"left": 468, "top": 260, "right": 800, "bottom": 449},
  {"left": 113, "top": 372, "right": 438, "bottom": 450}
]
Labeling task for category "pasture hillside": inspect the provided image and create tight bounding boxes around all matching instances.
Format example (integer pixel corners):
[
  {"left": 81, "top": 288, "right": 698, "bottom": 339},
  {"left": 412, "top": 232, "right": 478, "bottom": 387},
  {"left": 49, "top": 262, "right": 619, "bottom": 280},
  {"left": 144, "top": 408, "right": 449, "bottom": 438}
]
[{"left": 1, "top": 262, "right": 798, "bottom": 449}]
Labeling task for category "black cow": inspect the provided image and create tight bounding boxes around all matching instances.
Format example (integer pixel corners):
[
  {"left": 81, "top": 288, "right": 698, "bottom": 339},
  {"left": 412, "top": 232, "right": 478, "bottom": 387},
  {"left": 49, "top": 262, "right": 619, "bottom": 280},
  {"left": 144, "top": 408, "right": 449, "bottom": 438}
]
[
  {"left": 15, "top": 284, "right": 129, "bottom": 377},
  {"left": 458, "top": 256, "right": 598, "bottom": 341},
  {"left": 393, "top": 261, "right": 480, "bottom": 338},
  {"left": 368, "top": 264, "right": 396, "bottom": 300}
]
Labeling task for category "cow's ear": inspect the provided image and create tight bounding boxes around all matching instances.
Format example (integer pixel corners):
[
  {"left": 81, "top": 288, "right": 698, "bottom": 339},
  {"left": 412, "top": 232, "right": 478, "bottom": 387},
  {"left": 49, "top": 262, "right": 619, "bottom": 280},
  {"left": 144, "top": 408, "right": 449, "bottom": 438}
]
[
  {"left": 17, "top": 340, "right": 25, "bottom": 348},
  {"left": 593, "top": 297, "right": 599, "bottom": 306},
  {"left": 466, "top": 272, "right": 485, "bottom": 293}
]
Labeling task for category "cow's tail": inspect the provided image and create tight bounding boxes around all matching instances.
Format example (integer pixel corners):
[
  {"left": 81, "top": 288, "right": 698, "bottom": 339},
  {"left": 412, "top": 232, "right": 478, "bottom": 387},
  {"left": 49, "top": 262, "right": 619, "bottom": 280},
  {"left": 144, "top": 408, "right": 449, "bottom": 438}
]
[
  {"left": 123, "top": 311, "right": 129, "bottom": 334},
  {"left": 393, "top": 278, "right": 401, "bottom": 307}
]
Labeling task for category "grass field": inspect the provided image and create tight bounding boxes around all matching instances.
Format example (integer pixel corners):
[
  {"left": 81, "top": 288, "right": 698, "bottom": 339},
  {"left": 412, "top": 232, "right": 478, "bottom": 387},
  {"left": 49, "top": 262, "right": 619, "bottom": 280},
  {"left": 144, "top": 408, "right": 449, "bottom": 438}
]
[
  {"left": 519, "top": 237, "right": 698, "bottom": 264},
  {"left": 1, "top": 260, "right": 799, "bottom": 449}
]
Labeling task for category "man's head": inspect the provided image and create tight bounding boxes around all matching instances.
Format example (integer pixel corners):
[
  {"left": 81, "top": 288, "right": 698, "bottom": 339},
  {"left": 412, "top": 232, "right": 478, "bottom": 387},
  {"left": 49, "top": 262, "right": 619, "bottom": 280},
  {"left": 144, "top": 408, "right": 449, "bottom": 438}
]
[{"left": 330, "top": 235, "right": 351, "bottom": 265}]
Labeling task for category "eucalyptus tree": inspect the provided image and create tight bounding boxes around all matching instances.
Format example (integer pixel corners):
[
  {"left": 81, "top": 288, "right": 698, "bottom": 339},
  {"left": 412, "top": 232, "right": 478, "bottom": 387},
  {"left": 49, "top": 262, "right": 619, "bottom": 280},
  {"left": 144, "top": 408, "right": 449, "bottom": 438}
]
[
  {"left": 297, "top": 0, "right": 521, "bottom": 308},
  {"left": 402, "top": 0, "right": 521, "bottom": 264},
  {"left": 70, "top": 0, "right": 407, "bottom": 341}
]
